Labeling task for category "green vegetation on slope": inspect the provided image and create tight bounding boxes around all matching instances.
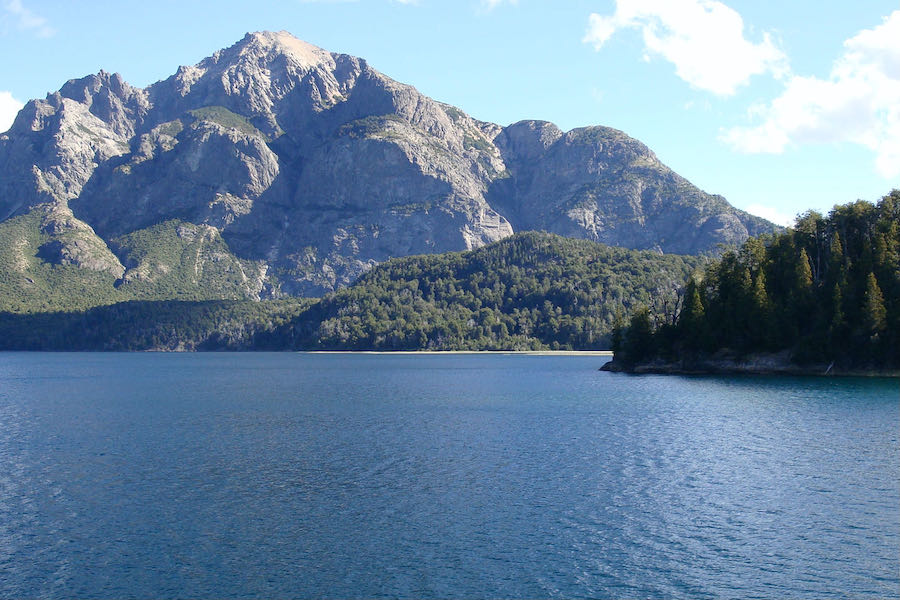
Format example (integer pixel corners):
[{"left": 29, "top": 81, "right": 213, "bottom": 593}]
[
  {"left": 611, "top": 192, "right": 900, "bottom": 371},
  {"left": 0, "top": 232, "right": 703, "bottom": 351},
  {"left": 112, "top": 220, "right": 264, "bottom": 302},
  {"left": 0, "top": 299, "right": 311, "bottom": 351},
  {"left": 0, "top": 210, "right": 121, "bottom": 313},
  {"left": 0, "top": 212, "right": 265, "bottom": 314},
  {"left": 282, "top": 232, "right": 702, "bottom": 351},
  {"left": 338, "top": 114, "right": 406, "bottom": 139},
  {"left": 188, "top": 106, "right": 262, "bottom": 137}
]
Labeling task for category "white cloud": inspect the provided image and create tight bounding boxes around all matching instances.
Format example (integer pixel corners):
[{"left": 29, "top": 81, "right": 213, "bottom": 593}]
[
  {"left": 0, "top": 91, "right": 23, "bottom": 133},
  {"left": 745, "top": 203, "right": 795, "bottom": 227},
  {"left": 2, "top": 0, "right": 55, "bottom": 37},
  {"left": 583, "top": 0, "right": 787, "bottom": 96},
  {"left": 722, "top": 10, "right": 900, "bottom": 178}
]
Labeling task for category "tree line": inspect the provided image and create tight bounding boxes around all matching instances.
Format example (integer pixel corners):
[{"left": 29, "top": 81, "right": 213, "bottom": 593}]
[{"left": 613, "top": 192, "right": 900, "bottom": 371}]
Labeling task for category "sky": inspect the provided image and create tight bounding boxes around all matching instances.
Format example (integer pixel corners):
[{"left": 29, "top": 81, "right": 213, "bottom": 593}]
[{"left": 1, "top": 0, "right": 898, "bottom": 226}]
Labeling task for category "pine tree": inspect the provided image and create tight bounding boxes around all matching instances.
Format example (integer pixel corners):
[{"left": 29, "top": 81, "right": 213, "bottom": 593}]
[
  {"left": 736, "top": 266, "right": 755, "bottom": 349},
  {"left": 751, "top": 270, "right": 774, "bottom": 349},
  {"left": 796, "top": 247, "right": 813, "bottom": 291},
  {"left": 623, "top": 306, "right": 654, "bottom": 365},
  {"left": 827, "top": 281, "right": 846, "bottom": 358},
  {"left": 610, "top": 307, "right": 625, "bottom": 356},
  {"left": 874, "top": 233, "right": 889, "bottom": 273},
  {"left": 862, "top": 272, "right": 887, "bottom": 336},
  {"left": 679, "top": 278, "right": 707, "bottom": 352},
  {"left": 827, "top": 231, "right": 844, "bottom": 283}
]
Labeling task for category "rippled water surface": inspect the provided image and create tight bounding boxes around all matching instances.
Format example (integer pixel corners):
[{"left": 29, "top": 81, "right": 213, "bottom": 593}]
[{"left": 0, "top": 353, "right": 897, "bottom": 598}]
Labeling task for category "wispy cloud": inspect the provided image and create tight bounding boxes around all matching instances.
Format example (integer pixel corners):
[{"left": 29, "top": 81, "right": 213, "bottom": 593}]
[
  {"left": 296, "top": 0, "right": 419, "bottom": 6},
  {"left": 722, "top": 10, "right": 900, "bottom": 178},
  {"left": 583, "top": 0, "right": 787, "bottom": 96},
  {"left": 2, "top": 0, "right": 55, "bottom": 38},
  {"left": 0, "top": 91, "right": 24, "bottom": 133},
  {"left": 481, "top": 0, "right": 519, "bottom": 12}
]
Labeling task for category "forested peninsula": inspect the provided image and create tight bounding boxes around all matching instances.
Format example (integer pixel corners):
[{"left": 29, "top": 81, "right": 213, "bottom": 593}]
[{"left": 603, "top": 192, "right": 900, "bottom": 376}]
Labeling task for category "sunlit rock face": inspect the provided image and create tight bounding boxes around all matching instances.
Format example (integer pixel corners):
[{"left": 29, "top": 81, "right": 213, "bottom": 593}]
[{"left": 0, "top": 31, "right": 773, "bottom": 297}]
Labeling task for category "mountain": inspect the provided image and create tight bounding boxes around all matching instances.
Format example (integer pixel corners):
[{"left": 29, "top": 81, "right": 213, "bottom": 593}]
[{"left": 0, "top": 31, "right": 774, "bottom": 308}]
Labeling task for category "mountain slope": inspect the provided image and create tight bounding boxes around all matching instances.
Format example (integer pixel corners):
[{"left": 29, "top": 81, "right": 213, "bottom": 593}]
[
  {"left": 0, "top": 30, "right": 774, "bottom": 306},
  {"left": 491, "top": 122, "right": 769, "bottom": 254},
  {"left": 284, "top": 231, "right": 703, "bottom": 350}
]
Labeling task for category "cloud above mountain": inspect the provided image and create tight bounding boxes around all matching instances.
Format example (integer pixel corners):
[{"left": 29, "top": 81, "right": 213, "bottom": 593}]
[
  {"left": 722, "top": 10, "right": 900, "bottom": 178},
  {"left": 2, "top": 0, "right": 55, "bottom": 37},
  {"left": 0, "top": 91, "right": 23, "bottom": 133},
  {"left": 583, "top": 0, "right": 787, "bottom": 96}
]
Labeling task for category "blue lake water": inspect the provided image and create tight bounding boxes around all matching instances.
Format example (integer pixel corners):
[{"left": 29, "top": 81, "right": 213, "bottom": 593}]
[{"left": 0, "top": 352, "right": 897, "bottom": 599}]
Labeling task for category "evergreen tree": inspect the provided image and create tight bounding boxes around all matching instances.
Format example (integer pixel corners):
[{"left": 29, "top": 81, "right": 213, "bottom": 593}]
[
  {"left": 791, "top": 246, "right": 815, "bottom": 345},
  {"left": 750, "top": 269, "right": 773, "bottom": 349},
  {"left": 796, "top": 247, "right": 813, "bottom": 290},
  {"left": 827, "top": 232, "right": 844, "bottom": 284},
  {"left": 827, "top": 281, "right": 847, "bottom": 356},
  {"left": 678, "top": 278, "right": 706, "bottom": 352},
  {"left": 862, "top": 272, "right": 887, "bottom": 336},
  {"left": 622, "top": 306, "right": 654, "bottom": 365},
  {"left": 610, "top": 308, "right": 626, "bottom": 356}
]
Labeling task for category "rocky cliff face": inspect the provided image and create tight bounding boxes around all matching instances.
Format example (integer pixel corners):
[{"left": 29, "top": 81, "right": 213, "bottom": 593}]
[
  {"left": 0, "top": 31, "right": 773, "bottom": 301},
  {"left": 490, "top": 122, "right": 765, "bottom": 254}
]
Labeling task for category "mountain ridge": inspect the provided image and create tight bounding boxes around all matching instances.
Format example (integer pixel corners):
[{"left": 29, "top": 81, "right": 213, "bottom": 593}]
[{"left": 0, "top": 30, "right": 775, "bottom": 305}]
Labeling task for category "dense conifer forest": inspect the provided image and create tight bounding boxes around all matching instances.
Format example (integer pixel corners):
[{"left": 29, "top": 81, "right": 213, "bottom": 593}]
[{"left": 610, "top": 192, "right": 900, "bottom": 373}]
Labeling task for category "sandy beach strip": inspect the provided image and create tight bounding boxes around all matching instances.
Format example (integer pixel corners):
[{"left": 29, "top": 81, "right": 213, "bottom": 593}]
[{"left": 304, "top": 350, "right": 613, "bottom": 356}]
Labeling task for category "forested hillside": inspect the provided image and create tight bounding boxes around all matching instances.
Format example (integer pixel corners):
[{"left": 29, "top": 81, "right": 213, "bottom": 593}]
[
  {"left": 0, "top": 233, "right": 702, "bottom": 351},
  {"left": 0, "top": 300, "right": 311, "bottom": 351},
  {"left": 285, "top": 232, "right": 702, "bottom": 350},
  {"left": 609, "top": 192, "right": 900, "bottom": 373}
]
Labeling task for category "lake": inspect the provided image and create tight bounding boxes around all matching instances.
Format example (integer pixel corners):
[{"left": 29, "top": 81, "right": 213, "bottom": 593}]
[{"left": 0, "top": 352, "right": 897, "bottom": 599}]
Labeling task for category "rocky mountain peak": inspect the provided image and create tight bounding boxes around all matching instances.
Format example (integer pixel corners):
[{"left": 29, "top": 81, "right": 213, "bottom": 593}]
[
  {"left": 495, "top": 120, "right": 564, "bottom": 163},
  {"left": 59, "top": 71, "right": 127, "bottom": 103},
  {"left": 235, "top": 31, "right": 336, "bottom": 69},
  {"left": 53, "top": 71, "right": 149, "bottom": 138},
  {"left": 148, "top": 30, "right": 354, "bottom": 134}
]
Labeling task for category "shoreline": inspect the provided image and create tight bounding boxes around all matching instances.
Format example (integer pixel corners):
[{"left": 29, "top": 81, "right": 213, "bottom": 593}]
[
  {"left": 601, "top": 357, "right": 900, "bottom": 378},
  {"left": 1, "top": 349, "right": 614, "bottom": 356},
  {"left": 305, "top": 350, "right": 614, "bottom": 356}
]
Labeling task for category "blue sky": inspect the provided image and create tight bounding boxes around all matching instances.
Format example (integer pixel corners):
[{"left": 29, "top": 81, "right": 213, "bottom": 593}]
[{"left": 1, "top": 0, "right": 898, "bottom": 226}]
